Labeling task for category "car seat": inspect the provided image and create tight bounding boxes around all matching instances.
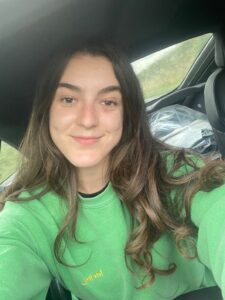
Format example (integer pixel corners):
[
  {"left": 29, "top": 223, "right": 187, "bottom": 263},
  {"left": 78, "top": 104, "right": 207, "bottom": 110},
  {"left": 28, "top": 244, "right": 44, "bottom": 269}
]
[
  {"left": 46, "top": 280, "right": 72, "bottom": 300},
  {"left": 204, "top": 30, "right": 225, "bottom": 157},
  {"left": 174, "top": 286, "right": 222, "bottom": 300}
]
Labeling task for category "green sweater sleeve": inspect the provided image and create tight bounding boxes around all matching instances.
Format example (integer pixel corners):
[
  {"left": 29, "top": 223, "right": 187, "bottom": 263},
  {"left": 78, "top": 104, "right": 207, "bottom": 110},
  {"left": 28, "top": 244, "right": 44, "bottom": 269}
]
[
  {"left": 0, "top": 202, "right": 52, "bottom": 300},
  {"left": 191, "top": 184, "right": 225, "bottom": 298}
]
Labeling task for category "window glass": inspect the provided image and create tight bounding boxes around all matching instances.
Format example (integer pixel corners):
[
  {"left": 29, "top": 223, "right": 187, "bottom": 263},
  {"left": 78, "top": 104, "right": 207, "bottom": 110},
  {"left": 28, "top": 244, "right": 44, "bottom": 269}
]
[
  {"left": 0, "top": 142, "right": 19, "bottom": 184},
  {"left": 132, "top": 33, "right": 212, "bottom": 101}
]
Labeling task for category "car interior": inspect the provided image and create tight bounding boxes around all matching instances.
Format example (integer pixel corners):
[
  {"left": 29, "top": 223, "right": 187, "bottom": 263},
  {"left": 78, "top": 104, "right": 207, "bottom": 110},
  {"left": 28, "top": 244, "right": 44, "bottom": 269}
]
[
  {"left": 0, "top": 0, "right": 224, "bottom": 299},
  {"left": 204, "top": 33, "right": 225, "bottom": 158}
]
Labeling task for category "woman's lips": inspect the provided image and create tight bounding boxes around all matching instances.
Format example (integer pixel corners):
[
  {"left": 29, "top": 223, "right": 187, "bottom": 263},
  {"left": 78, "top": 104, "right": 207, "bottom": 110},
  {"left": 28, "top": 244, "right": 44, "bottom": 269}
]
[{"left": 73, "top": 136, "right": 101, "bottom": 145}]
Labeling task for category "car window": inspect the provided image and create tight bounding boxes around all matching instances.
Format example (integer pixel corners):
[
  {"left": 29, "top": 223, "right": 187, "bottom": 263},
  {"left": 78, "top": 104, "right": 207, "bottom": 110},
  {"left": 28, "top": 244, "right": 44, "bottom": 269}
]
[
  {"left": 0, "top": 141, "right": 19, "bottom": 184},
  {"left": 132, "top": 33, "right": 212, "bottom": 102}
]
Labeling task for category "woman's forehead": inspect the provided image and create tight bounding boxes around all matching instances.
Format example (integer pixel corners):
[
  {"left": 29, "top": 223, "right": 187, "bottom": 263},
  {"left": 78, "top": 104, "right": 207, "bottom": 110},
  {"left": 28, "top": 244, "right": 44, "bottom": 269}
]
[{"left": 59, "top": 54, "right": 120, "bottom": 88}]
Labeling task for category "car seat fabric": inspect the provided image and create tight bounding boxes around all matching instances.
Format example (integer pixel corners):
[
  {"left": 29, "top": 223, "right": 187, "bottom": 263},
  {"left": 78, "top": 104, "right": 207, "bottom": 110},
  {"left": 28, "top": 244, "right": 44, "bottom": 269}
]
[
  {"left": 46, "top": 280, "right": 72, "bottom": 300},
  {"left": 214, "top": 32, "right": 225, "bottom": 67},
  {"left": 174, "top": 286, "right": 222, "bottom": 300}
]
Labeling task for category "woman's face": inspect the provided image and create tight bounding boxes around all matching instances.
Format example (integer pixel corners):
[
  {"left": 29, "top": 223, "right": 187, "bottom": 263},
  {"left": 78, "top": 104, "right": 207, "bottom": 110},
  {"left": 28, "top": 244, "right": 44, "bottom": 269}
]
[{"left": 49, "top": 54, "right": 123, "bottom": 172}]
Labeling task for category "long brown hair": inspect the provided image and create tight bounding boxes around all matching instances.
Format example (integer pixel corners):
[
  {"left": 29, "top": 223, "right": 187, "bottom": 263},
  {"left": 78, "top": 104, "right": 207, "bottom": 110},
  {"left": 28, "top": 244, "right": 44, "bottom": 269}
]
[{"left": 1, "top": 42, "right": 225, "bottom": 288}]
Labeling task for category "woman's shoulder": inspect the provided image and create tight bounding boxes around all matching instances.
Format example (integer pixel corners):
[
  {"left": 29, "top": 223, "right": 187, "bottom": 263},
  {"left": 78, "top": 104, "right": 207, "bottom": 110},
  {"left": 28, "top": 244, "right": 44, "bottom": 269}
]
[
  {"left": 191, "top": 182, "right": 225, "bottom": 227},
  {"left": 0, "top": 188, "right": 67, "bottom": 236},
  {"left": 0, "top": 188, "right": 66, "bottom": 274}
]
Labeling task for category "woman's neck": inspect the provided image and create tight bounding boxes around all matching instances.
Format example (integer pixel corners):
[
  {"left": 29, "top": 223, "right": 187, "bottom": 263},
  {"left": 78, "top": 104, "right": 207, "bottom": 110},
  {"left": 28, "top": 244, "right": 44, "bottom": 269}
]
[{"left": 77, "top": 162, "right": 109, "bottom": 194}]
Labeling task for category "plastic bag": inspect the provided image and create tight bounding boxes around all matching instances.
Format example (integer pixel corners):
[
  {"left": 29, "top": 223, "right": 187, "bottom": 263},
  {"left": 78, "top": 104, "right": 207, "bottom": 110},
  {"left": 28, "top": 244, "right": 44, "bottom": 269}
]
[{"left": 149, "top": 104, "right": 217, "bottom": 154}]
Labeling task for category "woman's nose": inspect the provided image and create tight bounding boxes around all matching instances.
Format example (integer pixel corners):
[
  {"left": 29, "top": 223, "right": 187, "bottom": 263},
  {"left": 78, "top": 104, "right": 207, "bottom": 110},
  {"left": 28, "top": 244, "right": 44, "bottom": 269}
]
[{"left": 77, "top": 102, "right": 98, "bottom": 128}]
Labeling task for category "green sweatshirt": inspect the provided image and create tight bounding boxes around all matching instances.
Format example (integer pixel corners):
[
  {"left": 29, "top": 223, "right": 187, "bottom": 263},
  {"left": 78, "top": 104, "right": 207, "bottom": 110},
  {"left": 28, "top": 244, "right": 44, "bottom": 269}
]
[{"left": 0, "top": 182, "right": 224, "bottom": 300}]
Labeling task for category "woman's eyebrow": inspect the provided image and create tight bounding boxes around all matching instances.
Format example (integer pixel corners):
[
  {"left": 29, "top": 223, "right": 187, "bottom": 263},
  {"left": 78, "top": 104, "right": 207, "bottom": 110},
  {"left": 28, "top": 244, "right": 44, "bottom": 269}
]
[
  {"left": 58, "top": 82, "right": 81, "bottom": 92},
  {"left": 58, "top": 82, "right": 121, "bottom": 94},
  {"left": 98, "top": 85, "right": 121, "bottom": 95}
]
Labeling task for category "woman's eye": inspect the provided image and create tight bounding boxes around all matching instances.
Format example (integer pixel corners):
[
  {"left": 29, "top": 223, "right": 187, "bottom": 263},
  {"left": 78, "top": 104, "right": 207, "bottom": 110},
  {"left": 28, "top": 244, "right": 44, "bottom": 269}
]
[
  {"left": 102, "top": 99, "right": 118, "bottom": 107},
  {"left": 61, "top": 96, "right": 77, "bottom": 105}
]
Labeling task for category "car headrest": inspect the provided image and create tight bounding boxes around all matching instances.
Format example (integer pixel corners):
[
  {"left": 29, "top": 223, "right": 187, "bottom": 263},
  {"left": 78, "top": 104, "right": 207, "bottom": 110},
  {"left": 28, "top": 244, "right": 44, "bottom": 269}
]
[
  {"left": 205, "top": 68, "right": 225, "bottom": 131},
  {"left": 214, "top": 32, "right": 225, "bottom": 67},
  {"left": 204, "top": 67, "right": 225, "bottom": 157}
]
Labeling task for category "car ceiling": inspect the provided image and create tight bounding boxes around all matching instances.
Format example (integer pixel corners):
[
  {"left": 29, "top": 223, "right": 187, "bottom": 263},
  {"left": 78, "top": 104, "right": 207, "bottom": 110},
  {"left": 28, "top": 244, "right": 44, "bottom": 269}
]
[{"left": 0, "top": 0, "right": 224, "bottom": 147}]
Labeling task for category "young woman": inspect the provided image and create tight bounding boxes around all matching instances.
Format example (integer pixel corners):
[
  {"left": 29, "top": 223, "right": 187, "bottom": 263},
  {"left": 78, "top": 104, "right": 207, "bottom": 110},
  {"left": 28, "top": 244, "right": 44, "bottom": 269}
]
[{"left": 0, "top": 43, "right": 225, "bottom": 300}]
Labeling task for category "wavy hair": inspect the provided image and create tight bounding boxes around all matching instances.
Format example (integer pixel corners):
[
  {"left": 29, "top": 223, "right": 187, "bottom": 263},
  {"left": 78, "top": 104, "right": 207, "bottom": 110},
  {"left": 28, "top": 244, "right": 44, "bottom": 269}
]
[{"left": 1, "top": 42, "right": 225, "bottom": 288}]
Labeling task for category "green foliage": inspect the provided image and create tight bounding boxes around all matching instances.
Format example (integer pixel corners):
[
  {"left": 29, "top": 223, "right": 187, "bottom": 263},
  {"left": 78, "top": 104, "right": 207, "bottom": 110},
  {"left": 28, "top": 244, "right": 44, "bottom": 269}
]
[
  {"left": 0, "top": 142, "right": 19, "bottom": 183},
  {"left": 137, "top": 34, "right": 212, "bottom": 100}
]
